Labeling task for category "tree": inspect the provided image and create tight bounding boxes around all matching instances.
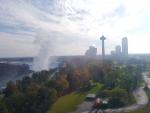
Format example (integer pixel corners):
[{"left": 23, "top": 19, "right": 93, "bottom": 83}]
[
  {"left": 4, "top": 81, "right": 18, "bottom": 97},
  {"left": 4, "top": 92, "right": 27, "bottom": 113},
  {"left": 4, "top": 87, "right": 57, "bottom": 113},
  {"left": 98, "top": 87, "right": 128, "bottom": 108},
  {"left": 20, "top": 76, "right": 32, "bottom": 92},
  {"left": 88, "top": 63, "right": 104, "bottom": 83},
  {"left": 104, "top": 66, "right": 142, "bottom": 92},
  {"left": 32, "top": 70, "right": 50, "bottom": 84},
  {"left": 0, "top": 99, "right": 9, "bottom": 113},
  {"left": 104, "top": 69, "right": 119, "bottom": 89},
  {"left": 57, "top": 77, "right": 69, "bottom": 90},
  {"left": 66, "top": 69, "right": 81, "bottom": 90},
  {"left": 45, "top": 80, "right": 59, "bottom": 95},
  {"left": 35, "top": 87, "right": 57, "bottom": 113}
]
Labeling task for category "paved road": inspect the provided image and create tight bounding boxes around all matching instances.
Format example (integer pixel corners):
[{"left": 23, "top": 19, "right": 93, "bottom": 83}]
[
  {"left": 71, "top": 87, "right": 148, "bottom": 113},
  {"left": 143, "top": 72, "right": 150, "bottom": 89},
  {"left": 104, "top": 87, "right": 148, "bottom": 113},
  {"left": 71, "top": 101, "right": 94, "bottom": 113},
  {"left": 71, "top": 72, "right": 150, "bottom": 113},
  {"left": 104, "top": 72, "right": 149, "bottom": 113},
  {"left": 105, "top": 72, "right": 150, "bottom": 113},
  {"left": 49, "top": 69, "right": 59, "bottom": 80}
]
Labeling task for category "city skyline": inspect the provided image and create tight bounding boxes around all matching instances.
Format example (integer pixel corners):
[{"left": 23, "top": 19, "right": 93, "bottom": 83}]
[
  {"left": 0, "top": 0, "right": 150, "bottom": 57},
  {"left": 87, "top": 37, "right": 128, "bottom": 56}
]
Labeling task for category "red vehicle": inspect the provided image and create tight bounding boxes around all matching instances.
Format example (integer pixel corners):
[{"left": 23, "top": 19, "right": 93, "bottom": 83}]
[{"left": 93, "top": 98, "right": 103, "bottom": 108}]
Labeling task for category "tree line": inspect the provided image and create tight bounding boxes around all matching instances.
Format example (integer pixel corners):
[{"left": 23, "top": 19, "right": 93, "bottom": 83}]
[{"left": 0, "top": 59, "right": 143, "bottom": 113}]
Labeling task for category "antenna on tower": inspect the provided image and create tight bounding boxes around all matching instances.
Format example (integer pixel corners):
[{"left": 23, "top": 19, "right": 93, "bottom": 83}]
[{"left": 100, "top": 35, "right": 106, "bottom": 59}]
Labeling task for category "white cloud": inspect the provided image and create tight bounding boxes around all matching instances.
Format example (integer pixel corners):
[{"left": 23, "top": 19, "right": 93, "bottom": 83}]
[
  {"left": 0, "top": 0, "right": 150, "bottom": 57},
  {"left": 129, "top": 33, "right": 150, "bottom": 53},
  {"left": 0, "top": 32, "right": 37, "bottom": 57}
]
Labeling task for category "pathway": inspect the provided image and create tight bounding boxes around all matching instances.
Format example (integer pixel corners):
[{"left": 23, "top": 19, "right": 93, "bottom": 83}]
[
  {"left": 104, "top": 72, "right": 149, "bottom": 113},
  {"left": 71, "top": 72, "right": 149, "bottom": 113}
]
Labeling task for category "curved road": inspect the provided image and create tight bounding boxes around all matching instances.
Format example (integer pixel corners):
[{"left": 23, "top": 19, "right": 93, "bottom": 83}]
[
  {"left": 71, "top": 72, "right": 150, "bottom": 113},
  {"left": 104, "top": 87, "right": 148, "bottom": 113},
  {"left": 104, "top": 72, "right": 149, "bottom": 113}
]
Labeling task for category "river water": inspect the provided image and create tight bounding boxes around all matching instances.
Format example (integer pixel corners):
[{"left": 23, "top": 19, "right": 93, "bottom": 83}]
[{"left": 0, "top": 61, "right": 61, "bottom": 89}]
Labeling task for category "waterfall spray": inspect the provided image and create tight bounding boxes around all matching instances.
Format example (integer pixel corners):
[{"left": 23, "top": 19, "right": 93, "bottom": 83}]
[{"left": 32, "top": 29, "right": 53, "bottom": 71}]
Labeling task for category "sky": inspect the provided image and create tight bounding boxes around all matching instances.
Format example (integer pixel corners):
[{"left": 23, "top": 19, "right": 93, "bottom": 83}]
[{"left": 0, "top": 0, "right": 150, "bottom": 57}]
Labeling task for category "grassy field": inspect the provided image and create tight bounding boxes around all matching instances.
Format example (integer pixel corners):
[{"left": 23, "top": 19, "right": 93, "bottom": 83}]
[{"left": 48, "top": 84, "right": 102, "bottom": 113}]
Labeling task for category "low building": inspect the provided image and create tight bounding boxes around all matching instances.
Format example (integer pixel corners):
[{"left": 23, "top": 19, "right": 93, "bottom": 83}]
[{"left": 85, "top": 46, "right": 97, "bottom": 57}]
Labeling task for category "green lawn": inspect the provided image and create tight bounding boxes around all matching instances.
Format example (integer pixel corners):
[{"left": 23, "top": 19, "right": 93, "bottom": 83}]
[{"left": 48, "top": 84, "right": 102, "bottom": 113}]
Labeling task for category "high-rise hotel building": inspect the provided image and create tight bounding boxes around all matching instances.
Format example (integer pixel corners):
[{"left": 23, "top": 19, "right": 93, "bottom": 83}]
[{"left": 122, "top": 37, "right": 128, "bottom": 57}]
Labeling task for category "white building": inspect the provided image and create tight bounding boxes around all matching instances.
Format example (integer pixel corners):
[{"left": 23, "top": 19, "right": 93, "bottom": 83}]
[
  {"left": 122, "top": 37, "right": 128, "bottom": 57},
  {"left": 115, "top": 45, "right": 122, "bottom": 57}
]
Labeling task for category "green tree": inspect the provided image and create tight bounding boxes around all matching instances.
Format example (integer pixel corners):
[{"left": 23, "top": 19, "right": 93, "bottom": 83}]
[
  {"left": 32, "top": 71, "right": 50, "bottom": 84},
  {"left": 4, "top": 81, "right": 18, "bottom": 97},
  {"left": 0, "top": 99, "right": 9, "bottom": 113},
  {"left": 98, "top": 87, "right": 128, "bottom": 108},
  {"left": 34, "top": 87, "right": 57, "bottom": 113}
]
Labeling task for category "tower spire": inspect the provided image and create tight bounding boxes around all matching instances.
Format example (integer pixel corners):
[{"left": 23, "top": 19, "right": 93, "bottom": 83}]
[{"left": 100, "top": 35, "right": 106, "bottom": 59}]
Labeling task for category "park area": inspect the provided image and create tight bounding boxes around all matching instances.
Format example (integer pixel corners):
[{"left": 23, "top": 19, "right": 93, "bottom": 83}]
[{"left": 48, "top": 83, "right": 102, "bottom": 113}]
